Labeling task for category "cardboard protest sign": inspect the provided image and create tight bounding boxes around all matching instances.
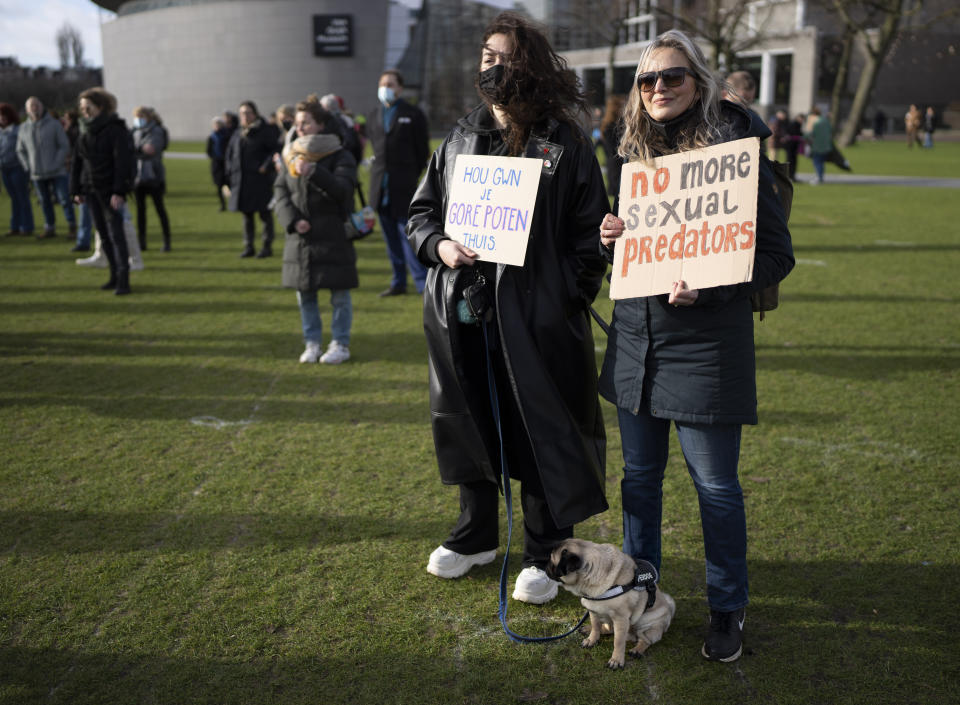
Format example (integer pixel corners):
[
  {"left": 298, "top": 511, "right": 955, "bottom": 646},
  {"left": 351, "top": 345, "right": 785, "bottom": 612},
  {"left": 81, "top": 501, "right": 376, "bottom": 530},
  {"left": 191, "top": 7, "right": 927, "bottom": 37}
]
[
  {"left": 610, "top": 137, "right": 760, "bottom": 300},
  {"left": 444, "top": 154, "right": 542, "bottom": 266}
]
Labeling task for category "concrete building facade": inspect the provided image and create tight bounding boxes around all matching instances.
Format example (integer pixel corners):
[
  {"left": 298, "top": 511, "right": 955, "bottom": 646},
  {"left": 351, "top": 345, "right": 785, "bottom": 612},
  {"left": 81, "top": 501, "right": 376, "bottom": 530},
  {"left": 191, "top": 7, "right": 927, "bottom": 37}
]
[{"left": 95, "top": 0, "right": 389, "bottom": 139}]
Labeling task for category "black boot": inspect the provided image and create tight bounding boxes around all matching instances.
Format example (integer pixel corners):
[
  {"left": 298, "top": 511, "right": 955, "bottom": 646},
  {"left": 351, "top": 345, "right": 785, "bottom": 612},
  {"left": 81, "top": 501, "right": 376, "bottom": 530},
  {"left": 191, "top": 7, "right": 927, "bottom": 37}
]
[
  {"left": 114, "top": 270, "right": 131, "bottom": 296},
  {"left": 255, "top": 245, "right": 272, "bottom": 258},
  {"left": 162, "top": 234, "right": 171, "bottom": 252},
  {"left": 101, "top": 272, "right": 117, "bottom": 290},
  {"left": 240, "top": 245, "right": 255, "bottom": 258}
]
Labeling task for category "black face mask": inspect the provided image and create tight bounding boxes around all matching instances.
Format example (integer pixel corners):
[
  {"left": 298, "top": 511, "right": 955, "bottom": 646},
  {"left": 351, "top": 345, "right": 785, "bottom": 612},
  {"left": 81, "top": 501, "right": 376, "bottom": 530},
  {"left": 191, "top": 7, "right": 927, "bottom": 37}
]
[{"left": 477, "top": 64, "right": 509, "bottom": 105}]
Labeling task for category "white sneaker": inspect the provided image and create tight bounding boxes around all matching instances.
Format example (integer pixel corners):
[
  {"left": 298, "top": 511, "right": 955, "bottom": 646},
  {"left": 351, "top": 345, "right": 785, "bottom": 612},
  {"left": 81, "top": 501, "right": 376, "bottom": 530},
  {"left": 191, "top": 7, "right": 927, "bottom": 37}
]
[
  {"left": 319, "top": 341, "right": 350, "bottom": 365},
  {"left": 426, "top": 545, "right": 497, "bottom": 579},
  {"left": 76, "top": 253, "right": 108, "bottom": 268},
  {"left": 512, "top": 566, "right": 558, "bottom": 604},
  {"left": 299, "top": 342, "right": 322, "bottom": 363}
]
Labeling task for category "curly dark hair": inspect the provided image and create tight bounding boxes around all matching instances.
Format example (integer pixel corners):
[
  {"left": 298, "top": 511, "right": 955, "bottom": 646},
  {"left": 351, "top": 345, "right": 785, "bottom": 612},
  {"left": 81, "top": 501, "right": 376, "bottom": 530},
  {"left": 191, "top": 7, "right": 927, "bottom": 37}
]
[
  {"left": 478, "top": 11, "right": 587, "bottom": 156},
  {"left": 0, "top": 102, "right": 19, "bottom": 125}
]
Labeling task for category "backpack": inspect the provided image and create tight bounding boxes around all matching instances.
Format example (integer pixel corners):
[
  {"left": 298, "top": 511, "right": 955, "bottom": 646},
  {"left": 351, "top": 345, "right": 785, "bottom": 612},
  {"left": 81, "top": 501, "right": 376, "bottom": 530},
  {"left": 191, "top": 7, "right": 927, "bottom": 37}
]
[{"left": 751, "top": 156, "right": 793, "bottom": 320}]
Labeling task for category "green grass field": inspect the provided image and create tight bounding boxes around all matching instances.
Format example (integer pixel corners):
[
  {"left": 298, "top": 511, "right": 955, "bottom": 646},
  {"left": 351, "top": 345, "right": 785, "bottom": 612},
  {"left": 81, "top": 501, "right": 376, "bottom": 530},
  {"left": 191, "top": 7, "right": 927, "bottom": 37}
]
[{"left": 1, "top": 141, "right": 958, "bottom": 704}]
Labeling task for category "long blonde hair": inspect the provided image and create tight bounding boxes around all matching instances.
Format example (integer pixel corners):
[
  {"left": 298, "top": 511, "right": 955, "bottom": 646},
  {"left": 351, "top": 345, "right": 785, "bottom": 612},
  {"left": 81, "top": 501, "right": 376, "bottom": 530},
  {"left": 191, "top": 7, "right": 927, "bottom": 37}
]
[{"left": 619, "top": 30, "right": 726, "bottom": 164}]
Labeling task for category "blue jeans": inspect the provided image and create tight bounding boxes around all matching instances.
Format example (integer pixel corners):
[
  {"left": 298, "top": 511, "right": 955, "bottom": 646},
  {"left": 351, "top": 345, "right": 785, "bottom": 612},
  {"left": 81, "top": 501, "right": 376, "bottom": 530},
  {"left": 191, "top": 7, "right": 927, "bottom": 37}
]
[
  {"left": 617, "top": 407, "right": 748, "bottom": 612},
  {"left": 811, "top": 153, "right": 826, "bottom": 183},
  {"left": 297, "top": 289, "right": 352, "bottom": 345},
  {"left": 75, "top": 202, "right": 92, "bottom": 247},
  {"left": 34, "top": 175, "right": 75, "bottom": 230},
  {"left": 1, "top": 166, "right": 35, "bottom": 233},
  {"left": 378, "top": 208, "right": 426, "bottom": 293}
]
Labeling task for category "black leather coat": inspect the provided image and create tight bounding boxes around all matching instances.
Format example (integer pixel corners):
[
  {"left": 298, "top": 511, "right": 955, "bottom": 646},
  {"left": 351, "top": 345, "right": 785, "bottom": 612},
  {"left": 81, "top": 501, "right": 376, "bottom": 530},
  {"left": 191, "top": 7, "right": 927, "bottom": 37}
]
[
  {"left": 407, "top": 105, "right": 610, "bottom": 529},
  {"left": 599, "top": 101, "right": 795, "bottom": 424}
]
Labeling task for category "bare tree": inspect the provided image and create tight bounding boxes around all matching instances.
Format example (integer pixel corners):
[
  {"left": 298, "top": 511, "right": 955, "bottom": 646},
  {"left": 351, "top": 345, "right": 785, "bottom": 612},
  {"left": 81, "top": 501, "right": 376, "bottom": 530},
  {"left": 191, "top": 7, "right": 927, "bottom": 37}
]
[
  {"left": 563, "top": 0, "right": 633, "bottom": 97},
  {"left": 826, "top": 0, "right": 959, "bottom": 146},
  {"left": 661, "top": 0, "right": 784, "bottom": 72},
  {"left": 54, "top": 23, "right": 84, "bottom": 68},
  {"left": 55, "top": 25, "right": 72, "bottom": 68}
]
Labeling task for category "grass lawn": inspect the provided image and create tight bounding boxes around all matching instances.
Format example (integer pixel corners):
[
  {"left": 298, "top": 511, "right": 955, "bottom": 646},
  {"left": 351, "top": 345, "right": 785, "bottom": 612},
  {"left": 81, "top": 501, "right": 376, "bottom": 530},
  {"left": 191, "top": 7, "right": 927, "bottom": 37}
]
[{"left": 0, "top": 141, "right": 958, "bottom": 704}]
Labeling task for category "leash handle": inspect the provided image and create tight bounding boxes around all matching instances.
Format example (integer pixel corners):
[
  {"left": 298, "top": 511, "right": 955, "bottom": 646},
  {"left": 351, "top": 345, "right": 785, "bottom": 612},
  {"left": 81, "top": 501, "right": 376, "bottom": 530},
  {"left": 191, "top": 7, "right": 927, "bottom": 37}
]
[{"left": 481, "top": 319, "right": 589, "bottom": 644}]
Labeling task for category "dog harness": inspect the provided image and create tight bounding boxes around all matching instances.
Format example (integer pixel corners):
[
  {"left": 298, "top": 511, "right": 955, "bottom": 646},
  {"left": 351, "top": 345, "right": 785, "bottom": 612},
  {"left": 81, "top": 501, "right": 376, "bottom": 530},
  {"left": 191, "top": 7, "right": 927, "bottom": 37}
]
[{"left": 586, "top": 559, "right": 659, "bottom": 610}]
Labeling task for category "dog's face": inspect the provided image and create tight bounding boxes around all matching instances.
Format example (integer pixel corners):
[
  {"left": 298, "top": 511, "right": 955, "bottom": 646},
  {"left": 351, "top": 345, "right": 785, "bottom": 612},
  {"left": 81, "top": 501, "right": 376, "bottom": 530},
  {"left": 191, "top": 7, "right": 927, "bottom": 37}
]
[{"left": 546, "top": 538, "right": 594, "bottom": 589}]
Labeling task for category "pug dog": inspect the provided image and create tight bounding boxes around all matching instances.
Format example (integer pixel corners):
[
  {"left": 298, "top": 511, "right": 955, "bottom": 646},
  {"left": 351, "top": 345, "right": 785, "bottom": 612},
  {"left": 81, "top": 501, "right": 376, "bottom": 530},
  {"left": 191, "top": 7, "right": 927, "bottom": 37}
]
[{"left": 547, "top": 538, "right": 676, "bottom": 669}]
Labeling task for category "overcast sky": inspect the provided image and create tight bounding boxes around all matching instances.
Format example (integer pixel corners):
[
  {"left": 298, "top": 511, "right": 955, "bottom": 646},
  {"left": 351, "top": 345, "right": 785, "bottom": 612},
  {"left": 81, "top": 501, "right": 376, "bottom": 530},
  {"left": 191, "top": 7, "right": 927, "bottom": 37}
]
[{"left": 1, "top": 0, "right": 114, "bottom": 68}]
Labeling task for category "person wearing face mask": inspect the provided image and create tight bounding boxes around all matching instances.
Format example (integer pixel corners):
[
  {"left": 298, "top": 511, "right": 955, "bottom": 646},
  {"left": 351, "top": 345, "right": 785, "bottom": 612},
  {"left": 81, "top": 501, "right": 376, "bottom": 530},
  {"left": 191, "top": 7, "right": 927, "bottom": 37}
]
[
  {"left": 407, "top": 12, "right": 609, "bottom": 605},
  {"left": 597, "top": 30, "right": 794, "bottom": 662},
  {"left": 367, "top": 69, "right": 430, "bottom": 297},
  {"left": 131, "top": 106, "right": 172, "bottom": 251},
  {"left": 273, "top": 98, "right": 358, "bottom": 365}
]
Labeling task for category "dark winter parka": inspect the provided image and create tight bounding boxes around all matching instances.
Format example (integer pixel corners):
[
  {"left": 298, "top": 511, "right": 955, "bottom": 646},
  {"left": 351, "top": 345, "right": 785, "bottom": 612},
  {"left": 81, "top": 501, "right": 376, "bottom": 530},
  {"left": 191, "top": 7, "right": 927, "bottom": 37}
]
[
  {"left": 132, "top": 120, "right": 168, "bottom": 189},
  {"left": 69, "top": 112, "right": 133, "bottom": 200},
  {"left": 599, "top": 100, "right": 795, "bottom": 425},
  {"left": 273, "top": 145, "right": 359, "bottom": 292},
  {"left": 407, "top": 105, "right": 610, "bottom": 529},
  {"left": 225, "top": 119, "right": 279, "bottom": 213}
]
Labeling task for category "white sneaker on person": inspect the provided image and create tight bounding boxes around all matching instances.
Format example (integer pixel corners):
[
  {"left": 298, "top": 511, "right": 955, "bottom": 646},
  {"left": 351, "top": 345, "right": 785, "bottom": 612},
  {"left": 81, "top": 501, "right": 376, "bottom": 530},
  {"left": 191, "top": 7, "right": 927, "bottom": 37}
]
[
  {"left": 76, "top": 252, "right": 108, "bottom": 268},
  {"left": 426, "top": 545, "right": 497, "bottom": 579},
  {"left": 299, "top": 342, "right": 322, "bottom": 363},
  {"left": 512, "top": 566, "right": 558, "bottom": 604},
  {"left": 319, "top": 341, "right": 350, "bottom": 365}
]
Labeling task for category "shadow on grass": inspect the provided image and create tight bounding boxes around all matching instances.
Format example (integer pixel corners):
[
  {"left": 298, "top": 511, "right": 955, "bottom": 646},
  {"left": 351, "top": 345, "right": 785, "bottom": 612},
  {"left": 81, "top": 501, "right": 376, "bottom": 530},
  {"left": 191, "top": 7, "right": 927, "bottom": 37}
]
[
  {"left": 0, "top": 557, "right": 956, "bottom": 704},
  {"left": 0, "top": 331, "right": 428, "bottom": 365},
  {"left": 755, "top": 347, "right": 960, "bottom": 378},
  {"left": 792, "top": 242, "right": 960, "bottom": 253},
  {"left": 0, "top": 509, "right": 448, "bottom": 554}
]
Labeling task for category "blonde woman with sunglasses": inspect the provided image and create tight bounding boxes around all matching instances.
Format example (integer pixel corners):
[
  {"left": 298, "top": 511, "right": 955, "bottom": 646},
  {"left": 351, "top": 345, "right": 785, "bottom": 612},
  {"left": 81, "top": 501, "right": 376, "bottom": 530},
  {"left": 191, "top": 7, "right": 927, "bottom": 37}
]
[{"left": 597, "top": 29, "right": 794, "bottom": 663}]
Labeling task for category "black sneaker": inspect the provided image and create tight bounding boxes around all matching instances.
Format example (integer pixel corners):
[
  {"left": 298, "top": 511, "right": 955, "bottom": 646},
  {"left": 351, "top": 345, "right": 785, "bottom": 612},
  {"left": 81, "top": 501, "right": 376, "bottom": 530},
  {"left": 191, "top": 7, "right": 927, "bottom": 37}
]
[{"left": 701, "top": 608, "right": 744, "bottom": 662}]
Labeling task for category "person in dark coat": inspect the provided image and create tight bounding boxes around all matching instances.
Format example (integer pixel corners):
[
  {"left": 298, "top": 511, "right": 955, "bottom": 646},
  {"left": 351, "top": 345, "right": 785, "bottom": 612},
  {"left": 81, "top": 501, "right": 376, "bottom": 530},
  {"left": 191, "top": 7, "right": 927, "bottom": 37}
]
[
  {"left": 205, "top": 116, "right": 231, "bottom": 210},
  {"left": 131, "top": 106, "right": 172, "bottom": 251},
  {"left": 598, "top": 30, "right": 794, "bottom": 663},
  {"left": 273, "top": 98, "right": 358, "bottom": 366},
  {"left": 225, "top": 100, "right": 279, "bottom": 258},
  {"left": 70, "top": 87, "right": 135, "bottom": 295},
  {"left": 367, "top": 69, "right": 430, "bottom": 297},
  {"left": 407, "top": 11, "right": 609, "bottom": 605}
]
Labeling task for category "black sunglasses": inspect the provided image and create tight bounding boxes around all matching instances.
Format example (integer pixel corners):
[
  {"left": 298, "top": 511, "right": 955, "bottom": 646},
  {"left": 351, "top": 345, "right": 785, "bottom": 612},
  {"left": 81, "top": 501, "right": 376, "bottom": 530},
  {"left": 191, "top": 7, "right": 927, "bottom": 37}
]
[{"left": 636, "top": 67, "right": 690, "bottom": 93}]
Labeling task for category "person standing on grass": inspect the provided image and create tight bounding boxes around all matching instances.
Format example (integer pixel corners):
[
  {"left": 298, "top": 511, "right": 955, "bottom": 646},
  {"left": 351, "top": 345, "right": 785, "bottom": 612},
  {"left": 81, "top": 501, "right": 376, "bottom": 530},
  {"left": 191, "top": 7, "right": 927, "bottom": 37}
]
[
  {"left": 597, "top": 29, "right": 794, "bottom": 662},
  {"left": 0, "top": 102, "right": 35, "bottom": 238},
  {"left": 225, "top": 100, "right": 279, "bottom": 259},
  {"left": 70, "top": 87, "right": 135, "bottom": 295},
  {"left": 922, "top": 107, "right": 936, "bottom": 149},
  {"left": 16, "top": 96, "right": 76, "bottom": 240},
  {"left": 273, "top": 98, "right": 358, "bottom": 366},
  {"left": 367, "top": 69, "right": 430, "bottom": 297},
  {"left": 803, "top": 107, "right": 832, "bottom": 184},
  {"left": 206, "top": 117, "right": 231, "bottom": 211},
  {"left": 407, "top": 11, "right": 609, "bottom": 605},
  {"left": 61, "top": 109, "right": 94, "bottom": 252},
  {"left": 131, "top": 106, "right": 172, "bottom": 252},
  {"left": 904, "top": 105, "right": 923, "bottom": 148}
]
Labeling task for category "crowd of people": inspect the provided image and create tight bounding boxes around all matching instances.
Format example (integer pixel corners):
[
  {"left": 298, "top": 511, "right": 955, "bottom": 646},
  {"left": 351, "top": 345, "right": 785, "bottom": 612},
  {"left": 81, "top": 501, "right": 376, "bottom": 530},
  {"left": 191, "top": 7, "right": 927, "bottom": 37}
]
[{"left": 5, "top": 10, "right": 953, "bottom": 664}]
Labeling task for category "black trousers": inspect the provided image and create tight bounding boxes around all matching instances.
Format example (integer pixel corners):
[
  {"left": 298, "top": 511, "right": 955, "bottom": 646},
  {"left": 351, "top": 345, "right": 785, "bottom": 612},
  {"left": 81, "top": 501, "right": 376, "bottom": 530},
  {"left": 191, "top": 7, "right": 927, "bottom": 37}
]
[
  {"left": 134, "top": 183, "right": 171, "bottom": 249},
  {"left": 242, "top": 209, "right": 274, "bottom": 248},
  {"left": 441, "top": 317, "right": 572, "bottom": 569},
  {"left": 86, "top": 192, "right": 128, "bottom": 275}
]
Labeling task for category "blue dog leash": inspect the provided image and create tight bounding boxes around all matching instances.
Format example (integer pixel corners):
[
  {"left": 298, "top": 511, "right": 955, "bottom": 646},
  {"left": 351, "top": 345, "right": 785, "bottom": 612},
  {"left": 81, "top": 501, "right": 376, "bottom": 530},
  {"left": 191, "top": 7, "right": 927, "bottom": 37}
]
[{"left": 479, "top": 316, "right": 589, "bottom": 644}]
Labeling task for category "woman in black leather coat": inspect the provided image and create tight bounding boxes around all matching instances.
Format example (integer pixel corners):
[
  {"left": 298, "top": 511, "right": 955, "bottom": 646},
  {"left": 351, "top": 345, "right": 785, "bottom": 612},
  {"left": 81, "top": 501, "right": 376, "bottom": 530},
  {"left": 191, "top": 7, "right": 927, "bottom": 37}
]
[{"left": 407, "top": 12, "right": 609, "bottom": 605}]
